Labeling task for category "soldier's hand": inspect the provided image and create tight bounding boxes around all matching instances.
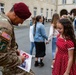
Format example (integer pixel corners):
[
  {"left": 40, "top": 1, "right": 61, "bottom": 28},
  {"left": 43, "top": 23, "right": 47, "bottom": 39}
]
[
  {"left": 16, "top": 50, "right": 20, "bottom": 55},
  {"left": 20, "top": 55, "right": 26, "bottom": 63}
]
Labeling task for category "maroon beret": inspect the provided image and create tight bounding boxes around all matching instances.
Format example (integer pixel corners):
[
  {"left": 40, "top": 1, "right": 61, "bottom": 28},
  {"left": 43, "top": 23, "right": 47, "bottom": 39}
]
[{"left": 14, "top": 2, "right": 31, "bottom": 20}]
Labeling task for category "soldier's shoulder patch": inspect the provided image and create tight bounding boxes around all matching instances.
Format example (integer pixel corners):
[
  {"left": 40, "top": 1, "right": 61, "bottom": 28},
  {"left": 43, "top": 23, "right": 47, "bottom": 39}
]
[
  {"left": 2, "top": 32, "right": 11, "bottom": 41},
  {"left": 0, "top": 31, "right": 11, "bottom": 52},
  {"left": 0, "top": 39, "right": 7, "bottom": 52},
  {"left": 0, "top": 31, "right": 11, "bottom": 41}
]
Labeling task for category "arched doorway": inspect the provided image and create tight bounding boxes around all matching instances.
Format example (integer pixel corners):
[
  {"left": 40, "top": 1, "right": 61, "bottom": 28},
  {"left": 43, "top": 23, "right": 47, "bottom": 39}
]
[
  {"left": 60, "top": 9, "right": 68, "bottom": 17},
  {"left": 70, "top": 9, "right": 76, "bottom": 16}
]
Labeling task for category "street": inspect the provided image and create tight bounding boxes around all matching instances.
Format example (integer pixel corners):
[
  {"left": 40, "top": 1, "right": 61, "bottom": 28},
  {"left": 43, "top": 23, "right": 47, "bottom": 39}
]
[{"left": 0, "top": 22, "right": 52, "bottom": 75}]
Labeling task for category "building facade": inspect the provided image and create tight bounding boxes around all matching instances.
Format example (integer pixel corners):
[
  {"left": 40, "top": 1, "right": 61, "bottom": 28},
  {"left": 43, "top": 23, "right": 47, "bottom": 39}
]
[
  {"left": 57, "top": 0, "right": 76, "bottom": 16},
  {"left": 0, "top": 0, "right": 57, "bottom": 20},
  {"left": 0, "top": 0, "right": 76, "bottom": 19}
]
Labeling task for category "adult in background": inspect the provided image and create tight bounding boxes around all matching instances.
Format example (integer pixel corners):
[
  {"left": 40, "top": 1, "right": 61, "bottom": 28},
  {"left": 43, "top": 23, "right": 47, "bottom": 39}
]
[
  {"left": 73, "top": 16, "right": 76, "bottom": 31},
  {"left": 30, "top": 17, "right": 33, "bottom": 26},
  {"left": 0, "top": 2, "right": 35, "bottom": 75},
  {"left": 42, "top": 16, "right": 45, "bottom": 25},
  {"left": 48, "top": 13, "right": 59, "bottom": 68},
  {"left": 29, "top": 17, "right": 36, "bottom": 57},
  {"left": 33, "top": 15, "right": 48, "bottom": 67}
]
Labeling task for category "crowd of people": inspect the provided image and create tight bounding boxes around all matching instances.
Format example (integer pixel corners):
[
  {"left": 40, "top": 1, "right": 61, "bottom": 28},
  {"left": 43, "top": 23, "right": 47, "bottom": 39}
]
[
  {"left": 0, "top": 1, "right": 76, "bottom": 75},
  {"left": 29, "top": 10, "right": 76, "bottom": 75}
]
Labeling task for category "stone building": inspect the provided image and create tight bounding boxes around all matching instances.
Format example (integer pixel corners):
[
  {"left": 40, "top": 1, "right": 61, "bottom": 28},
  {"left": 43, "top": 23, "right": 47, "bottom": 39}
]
[
  {"left": 0, "top": 0, "right": 76, "bottom": 18},
  {"left": 0, "top": 0, "right": 57, "bottom": 21},
  {"left": 57, "top": 0, "right": 76, "bottom": 17}
]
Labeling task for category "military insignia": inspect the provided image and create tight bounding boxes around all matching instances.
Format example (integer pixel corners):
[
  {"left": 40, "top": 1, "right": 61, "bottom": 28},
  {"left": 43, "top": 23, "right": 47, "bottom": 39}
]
[
  {"left": 0, "top": 27, "right": 11, "bottom": 52},
  {"left": 0, "top": 31, "right": 11, "bottom": 42},
  {"left": 0, "top": 31, "right": 11, "bottom": 52},
  {"left": 2, "top": 32, "right": 11, "bottom": 41},
  {"left": 0, "top": 39, "right": 7, "bottom": 52}
]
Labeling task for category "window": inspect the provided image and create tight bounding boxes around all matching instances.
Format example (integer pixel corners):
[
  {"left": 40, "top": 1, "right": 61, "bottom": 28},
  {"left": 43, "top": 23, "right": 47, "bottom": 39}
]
[
  {"left": 0, "top": 3, "right": 4, "bottom": 13},
  {"left": 73, "top": 0, "right": 76, "bottom": 3},
  {"left": 62, "top": 0, "right": 66, "bottom": 4},
  {"left": 51, "top": 9, "right": 53, "bottom": 17},
  {"left": 34, "top": 7, "right": 37, "bottom": 17},
  {"left": 46, "top": 9, "right": 49, "bottom": 17},
  {"left": 51, "top": 0, "right": 56, "bottom": 4},
  {"left": 41, "top": 8, "right": 43, "bottom": 16}
]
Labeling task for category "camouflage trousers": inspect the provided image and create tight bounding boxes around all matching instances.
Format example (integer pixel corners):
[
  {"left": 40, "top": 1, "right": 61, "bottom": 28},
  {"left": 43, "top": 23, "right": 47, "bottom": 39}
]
[{"left": 1, "top": 67, "right": 35, "bottom": 75}]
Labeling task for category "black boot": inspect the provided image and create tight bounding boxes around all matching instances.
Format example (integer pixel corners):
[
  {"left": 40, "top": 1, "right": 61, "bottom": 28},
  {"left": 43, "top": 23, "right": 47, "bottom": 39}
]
[
  {"left": 39, "top": 59, "right": 44, "bottom": 67},
  {"left": 34, "top": 61, "right": 39, "bottom": 67}
]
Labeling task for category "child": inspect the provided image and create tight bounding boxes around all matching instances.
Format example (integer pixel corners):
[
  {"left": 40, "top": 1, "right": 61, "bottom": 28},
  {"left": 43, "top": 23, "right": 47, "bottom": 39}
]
[
  {"left": 33, "top": 15, "right": 48, "bottom": 67},
  {"left": 29, "top": 17, "right": 36, "bottom": 57},
  {"left": 48, "top": 13, "right": 59, "bottom": 68},
  {"left": 52, "top": 18, "right": 76, "bottom": 75}
]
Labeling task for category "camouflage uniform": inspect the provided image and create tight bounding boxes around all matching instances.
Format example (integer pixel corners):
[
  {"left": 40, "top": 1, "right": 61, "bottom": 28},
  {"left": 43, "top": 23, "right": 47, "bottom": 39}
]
[{"left": 0, "top": 13, "right": 35, "bottom": 75}]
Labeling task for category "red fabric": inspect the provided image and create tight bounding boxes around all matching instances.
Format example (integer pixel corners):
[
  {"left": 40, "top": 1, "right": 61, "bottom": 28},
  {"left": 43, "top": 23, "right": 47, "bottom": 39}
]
[
  {"left": 14, "top": 2, "right": 31, "bottom": 20},
  {"left": 52, "top": 36, "right": 76, "bottom": 75}
]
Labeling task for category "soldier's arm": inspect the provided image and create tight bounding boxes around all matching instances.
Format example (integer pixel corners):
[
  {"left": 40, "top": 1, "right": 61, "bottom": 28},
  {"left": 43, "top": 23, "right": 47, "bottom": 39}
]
[
  {"left": 11, "top": 28, "right": 18, "bottom": 50},
  {"left": 0, "top": 28, "right": 24, "bottom": 68}
]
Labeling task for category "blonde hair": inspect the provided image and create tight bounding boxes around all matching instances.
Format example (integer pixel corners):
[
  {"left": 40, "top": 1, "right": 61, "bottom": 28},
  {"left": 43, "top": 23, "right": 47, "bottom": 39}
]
[
  {"left": 32, "top": 17, "right": 36, "bottom": 24},
  {"left": 51, "top": 13, "right": 59, "bottom": 29}
]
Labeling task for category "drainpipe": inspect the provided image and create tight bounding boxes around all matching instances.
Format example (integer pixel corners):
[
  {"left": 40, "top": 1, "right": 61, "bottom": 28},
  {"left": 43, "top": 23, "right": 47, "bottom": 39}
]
[{"left": 56, "top": 0, "right": 58, "bottom": 13}]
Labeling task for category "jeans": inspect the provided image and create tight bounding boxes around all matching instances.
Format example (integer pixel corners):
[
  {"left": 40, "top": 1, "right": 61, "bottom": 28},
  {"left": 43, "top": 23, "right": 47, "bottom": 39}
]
[
  {"left": 52, "top": 37, "right": 57, "bottom": 59},
  {"left": 75, "top": 25, "right": 76, "bottom": 31},
  {"left": 30, "top": 42, "right": 35, "bottom": 55}
]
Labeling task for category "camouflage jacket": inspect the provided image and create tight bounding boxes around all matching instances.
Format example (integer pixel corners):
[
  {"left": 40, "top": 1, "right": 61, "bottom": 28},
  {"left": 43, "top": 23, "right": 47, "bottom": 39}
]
[{"left": 0, "top": 14, "right": 35, "bottom": 75}]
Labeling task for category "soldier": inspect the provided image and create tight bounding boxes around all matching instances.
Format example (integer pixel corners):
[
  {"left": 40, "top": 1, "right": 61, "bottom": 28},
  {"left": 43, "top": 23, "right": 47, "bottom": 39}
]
[{"left": 0, "top": 2, "right": 35, "bottom": 75}]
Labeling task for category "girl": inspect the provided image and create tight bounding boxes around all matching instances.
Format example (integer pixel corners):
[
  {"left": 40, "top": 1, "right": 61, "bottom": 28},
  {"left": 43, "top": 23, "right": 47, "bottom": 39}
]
[
  {"left": 33, "top": 15, "right": 48, "bottom": 67},
  {"left": 52, "top": 18, "right": 76, "bottom": 75},
  {"left": 48, "top": 13, "right": 59, "bottom": 68},
  {"left": 29, "top": 17, "right": 36, "bottom": 57}
]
